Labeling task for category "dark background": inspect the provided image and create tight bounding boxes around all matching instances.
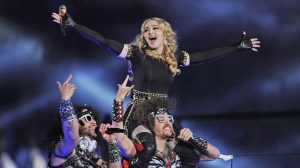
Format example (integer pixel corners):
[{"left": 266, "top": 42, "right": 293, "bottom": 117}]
[{"left": 0, "top": 0, "right": 299, "bottom": 167}]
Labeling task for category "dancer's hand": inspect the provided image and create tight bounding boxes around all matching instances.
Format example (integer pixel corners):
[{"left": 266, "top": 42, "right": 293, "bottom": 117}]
[
  {"left": 238, "top": 31, "right": 261, "bottom": 52},
  {"left": 178, "top": 128, "right": 193, "bottom": 142},
  {"left": 99, "top": 123, "right": 117, "bottom": 142},
  {"left": 116, "top": 75, "right": 134, "bottom": 101},
  {"left": 57, "top": 74, "right": 77, "bottom": 100},
  {"left": 52, "top": 12, "right": 76, "bottom": 27},
  {"left": 52, "top": 12, "right": 63, "bottom": 24}
]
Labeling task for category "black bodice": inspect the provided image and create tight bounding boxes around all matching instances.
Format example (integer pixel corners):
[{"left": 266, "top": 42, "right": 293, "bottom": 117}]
[{"left": 127, "top": 46, "right": 183, "bottom": 94}]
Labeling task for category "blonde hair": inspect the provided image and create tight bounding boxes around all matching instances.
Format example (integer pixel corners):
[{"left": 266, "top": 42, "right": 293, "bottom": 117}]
[{"left": 135, "top": 17, "right": 180, "bottom": 75}]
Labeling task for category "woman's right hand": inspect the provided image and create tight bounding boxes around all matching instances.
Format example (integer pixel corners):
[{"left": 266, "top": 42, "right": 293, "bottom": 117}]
[
  {"left": 57, "top": 74, "right": 77, "bottom": 100},
  {"left": 52, "top": 12, "right": 76, "bottom": 27},
  {"left": 52, "top": 12, "right": 63, "bottom": 24}
]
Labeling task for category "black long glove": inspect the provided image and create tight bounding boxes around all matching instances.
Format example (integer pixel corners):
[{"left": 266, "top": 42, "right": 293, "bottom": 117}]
[
  {"left": 237, "top": 31, "right": 253, "bottom": 49},
  {"left": 62, "top": 13, "right": 76, "bottom": 28},
  {"left": 189, "top": 32, "right": 254, "bottom": 65},
  {"left": 61, "top": 13, "right": 124, "bottom": 55}
]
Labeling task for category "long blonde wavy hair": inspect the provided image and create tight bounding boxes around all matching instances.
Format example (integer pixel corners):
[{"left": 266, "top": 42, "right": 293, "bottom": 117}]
[{"left": 135, "top": 17, "right": 180, "bottom": 75}]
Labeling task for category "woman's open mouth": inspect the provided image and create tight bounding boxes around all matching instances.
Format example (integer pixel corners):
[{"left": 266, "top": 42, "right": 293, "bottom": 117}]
[{"left": 149, "top": 36, "right": 157, "bottom": 45}]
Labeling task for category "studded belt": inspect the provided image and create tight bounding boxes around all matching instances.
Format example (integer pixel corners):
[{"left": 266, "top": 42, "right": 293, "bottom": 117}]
[{"left": 131, "top": 89, "right": 168, "bottom": 100}]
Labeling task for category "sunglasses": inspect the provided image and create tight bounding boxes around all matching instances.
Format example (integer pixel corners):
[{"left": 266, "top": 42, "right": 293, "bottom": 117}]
[
  {"left": 79, "top": 114, "right": 94, "bottom": 123},
  {"left": 155, "top": 114, "right": 174, "bottom": 124}
]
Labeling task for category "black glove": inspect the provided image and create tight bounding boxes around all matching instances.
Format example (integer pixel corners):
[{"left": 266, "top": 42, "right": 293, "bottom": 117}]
[
  {"left": 237, "top": 32, "right": 253, "bottom": 49},
  {"left": 174, "top": 141, "right": 201, "bottom": 168},
  {"left": 62, "top": 13, "right": 76, "bottom": 28}
]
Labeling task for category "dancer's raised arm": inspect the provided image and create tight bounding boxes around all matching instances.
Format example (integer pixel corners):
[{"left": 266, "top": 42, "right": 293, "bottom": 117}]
[
  {"left": 111, "top": 75, "right": 137, "bottom": 158},
  {"left": 54, "top": 74, "right": 79, "bottom": 158},
  {"left": 51, "top": 11, "right": 131, "bottom": 59}
]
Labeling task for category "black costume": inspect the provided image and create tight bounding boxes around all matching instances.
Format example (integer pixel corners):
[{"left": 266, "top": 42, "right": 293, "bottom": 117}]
[
  {"left": 61, "top": 14, "right": 252, "bottom": 167},
  {"left": 48, "top": 144, "right": 102, "bottom": 168}
]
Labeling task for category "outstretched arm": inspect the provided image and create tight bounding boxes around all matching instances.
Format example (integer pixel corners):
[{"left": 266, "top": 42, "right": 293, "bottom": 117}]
[
  {"left": 51, "top": 11, "right": 131, "bottom": 59},
  {"left": 182, "top": 31, "right": 261, "bottom": 66},
  {"left": 177, "top": 128, "right": 220, "bottom": 160},
  {"left": 111, "top": 75, "right": 136, "bottom": 158},
  {"left": 174, "top": 123, "right": 232, "bottom": 163},
  {"left": 55, "top": 75, "right": 79, "bottom": 158}
]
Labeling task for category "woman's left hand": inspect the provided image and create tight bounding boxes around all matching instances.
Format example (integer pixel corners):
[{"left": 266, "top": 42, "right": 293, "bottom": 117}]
[{"left": 239, "top": 31, "right": 261, "bottom": 52}]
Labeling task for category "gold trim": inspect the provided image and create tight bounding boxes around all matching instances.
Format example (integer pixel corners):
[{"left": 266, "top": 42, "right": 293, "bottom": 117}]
[
  {"left": 125, "top": 44, "right": 134, "bottom": 59},
  {"left": 181, "top": 51, "right": 189, "bottom": 66},
  {"left": 145, "top": 49, "right": 166, "bottom": 62}
]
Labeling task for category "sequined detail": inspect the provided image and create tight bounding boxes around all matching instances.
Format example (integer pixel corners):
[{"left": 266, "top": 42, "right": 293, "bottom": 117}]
[
  {"left": 194, "top": 136, "right": 208, "bottom": 155},
  {"left": 237, "top": 38, "right": 253, "bottom": 49},
  {"left": 150, "top": 108, "right": 168, "bottom": 117},
  {"left": 180, "top": 51, "right": 189, "bottom": 67},
  {"left": 125, "top": 44, "right": 134, "bottom": 59},
  {"left": 132, "top": 89, "right": 168, "bottom": 101},
  {"left": 107, "top": 141, "right": 121, "bottom": 163},
  {"left": 49, "top": 146, "right": 103, "bottom": 168},
  {"left": 59, "top": 99, "right": 77, "bottom": 122},
  {"left": 145, "top": 49, "right": 165, "bottom": 62}
]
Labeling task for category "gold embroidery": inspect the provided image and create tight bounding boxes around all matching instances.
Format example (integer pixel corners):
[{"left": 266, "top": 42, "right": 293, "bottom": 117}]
[
  {"left": 145, "top": 49, "right": 166, "bottom": 62},
  {"left": 181, "top": 51, "right": 189, "bottom": 66},
  {"left": 125, "top": 44, "right": 134, "bottom": 59}
]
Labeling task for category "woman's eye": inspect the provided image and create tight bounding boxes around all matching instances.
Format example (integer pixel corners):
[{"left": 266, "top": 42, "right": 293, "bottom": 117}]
[
  {"left": 153, "top": 27, "right": 159, "bottom": 30},
  {"left": 144, "top": 29, "right": 149, "bottom": 33}
]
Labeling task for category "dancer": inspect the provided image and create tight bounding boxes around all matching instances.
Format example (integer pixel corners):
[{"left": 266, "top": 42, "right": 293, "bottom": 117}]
[
  {"left": 107, "top": 96, "right": 221, "bottom": 167},
  {"left": 47, "top": 75, "right": 121, "bottom": 168},
  {"left": 51, "top": 8, "right": 257, "bottom": 165},
  {"left": 108, "top": 76, "right": 230, "bottom": 167}
]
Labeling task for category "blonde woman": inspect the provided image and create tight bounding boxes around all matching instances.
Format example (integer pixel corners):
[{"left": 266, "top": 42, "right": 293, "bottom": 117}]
[{"left": 52, "top": 11, "right": 259, "bottom": 167}]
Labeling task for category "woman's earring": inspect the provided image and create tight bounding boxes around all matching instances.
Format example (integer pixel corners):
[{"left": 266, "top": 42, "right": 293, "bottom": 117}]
[{"left": 164, "top": 39, "right": 168, "bottom": 45}]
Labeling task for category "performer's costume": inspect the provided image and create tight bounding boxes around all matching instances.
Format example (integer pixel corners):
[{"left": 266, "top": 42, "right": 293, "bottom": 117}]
[
  {"left": 48, "top": 99, "right": 121, "bottom": 168},
  {"left": 148, "top": 142, "right": 182, "bottom": 168},
  {"left": 60, "top": 14, "right": 253, "bottom": 167},
  {"left": 73, "top": 22, "right": 243, "bottom": 135},
  {"left": 48, "top": 144, "right": 102, "bottom": 168}
]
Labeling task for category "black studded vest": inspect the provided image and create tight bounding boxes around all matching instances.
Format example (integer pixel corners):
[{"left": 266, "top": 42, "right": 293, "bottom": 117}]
[{"left": 48, "top": 147, "right": 102, "bottom": 168}]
